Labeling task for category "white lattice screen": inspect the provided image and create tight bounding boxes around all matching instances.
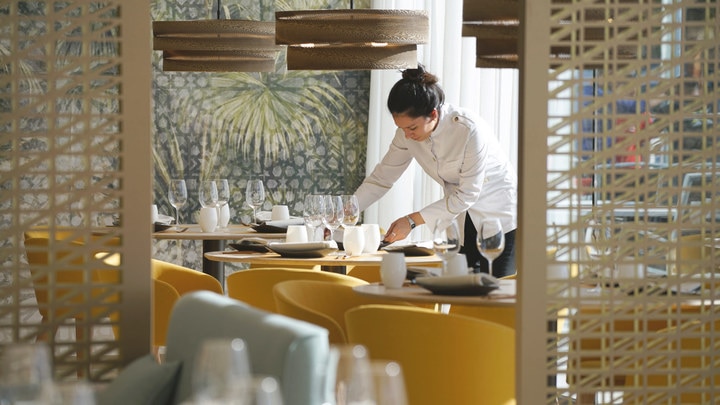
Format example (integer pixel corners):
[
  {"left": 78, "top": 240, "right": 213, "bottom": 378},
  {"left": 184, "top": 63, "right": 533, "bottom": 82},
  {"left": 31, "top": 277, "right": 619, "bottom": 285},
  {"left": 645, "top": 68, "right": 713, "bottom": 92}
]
[
  {"left": 0, "top": 1, "right": 152, "bottom": 381},
  {"left": 522, "top": 0, "right": 719, "bottom": 403}
]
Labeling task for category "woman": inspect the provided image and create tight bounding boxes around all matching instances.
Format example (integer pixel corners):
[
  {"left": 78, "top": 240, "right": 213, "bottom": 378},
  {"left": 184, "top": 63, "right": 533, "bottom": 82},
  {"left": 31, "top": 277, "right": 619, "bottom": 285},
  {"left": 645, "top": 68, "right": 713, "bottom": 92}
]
[{"left": 353, "top": 65, "right": 518, "bottom": 277}]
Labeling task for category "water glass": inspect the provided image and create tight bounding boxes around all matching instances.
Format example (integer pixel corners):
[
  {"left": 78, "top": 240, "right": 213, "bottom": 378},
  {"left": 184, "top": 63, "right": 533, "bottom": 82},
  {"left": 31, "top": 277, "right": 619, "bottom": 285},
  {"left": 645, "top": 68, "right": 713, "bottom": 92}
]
[
  {"left": 192, "top": 338, "right": 252, "bottom": 404},
  {"left": 199, "top": 207, "right": 218, "bottom": 233},
  {"left": 361, "top": 224, "right": 381, "bottom": 254},
  {"left": 370, "top": 360, "right": 408, "bottom": 405},
  {"left": 0, "top": 342, "right": 53, "bottom": 403},
  {"left": 326, "top": 345, "right": 374, "bottom": 405},
  {"left": 380, "top": 252, "right": 406, "bottom": 289}
]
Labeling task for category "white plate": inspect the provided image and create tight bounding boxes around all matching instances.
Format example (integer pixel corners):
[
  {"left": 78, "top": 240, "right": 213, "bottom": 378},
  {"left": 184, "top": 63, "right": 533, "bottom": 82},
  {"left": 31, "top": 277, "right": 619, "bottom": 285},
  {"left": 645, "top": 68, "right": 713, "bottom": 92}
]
[
  {"left": 415, "top": 274, "right": 500, "bottom": 296},
  {"left": 267, "top": 241, "right": 338, "bottom": 258}
]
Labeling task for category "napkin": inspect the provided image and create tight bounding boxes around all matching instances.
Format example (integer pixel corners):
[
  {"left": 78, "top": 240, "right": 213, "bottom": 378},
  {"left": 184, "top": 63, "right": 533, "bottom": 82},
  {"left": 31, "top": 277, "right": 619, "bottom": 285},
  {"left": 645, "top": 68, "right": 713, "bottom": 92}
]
[{"left": 265, "top": 218, "right": 305, "bottom": 228}]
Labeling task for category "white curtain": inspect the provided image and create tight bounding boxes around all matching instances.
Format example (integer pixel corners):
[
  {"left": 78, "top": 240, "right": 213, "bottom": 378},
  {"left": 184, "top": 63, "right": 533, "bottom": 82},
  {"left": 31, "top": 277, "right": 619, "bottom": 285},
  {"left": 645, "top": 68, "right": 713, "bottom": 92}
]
[{"left": 364, "top": 0, "right": 519, "bottom": 240}]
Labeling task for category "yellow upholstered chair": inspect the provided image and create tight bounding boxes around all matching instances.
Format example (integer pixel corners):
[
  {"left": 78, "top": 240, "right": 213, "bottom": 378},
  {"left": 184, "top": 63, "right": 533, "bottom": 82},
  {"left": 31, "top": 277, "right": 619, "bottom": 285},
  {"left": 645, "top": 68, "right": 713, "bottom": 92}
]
[
  {"left": 622, "top": 317, "right": 720, "bottom": 404},
  {"left": 272, "top": 280, "right": 415, "bottom": 344},
  {"left": 447, "top": 304, "right": 515, "bottom": 329},
  {"left": 152, "top": 278, "right": 180, "bottom": 348},
  {"left": 226, "top": 268, "right": 367, "bottom": 312},
  {"left": 345, "top": 304, "right": 516, "bottom": 405},
  {"left": 345, "top": 265, "right": 382, "bottom": 283}
]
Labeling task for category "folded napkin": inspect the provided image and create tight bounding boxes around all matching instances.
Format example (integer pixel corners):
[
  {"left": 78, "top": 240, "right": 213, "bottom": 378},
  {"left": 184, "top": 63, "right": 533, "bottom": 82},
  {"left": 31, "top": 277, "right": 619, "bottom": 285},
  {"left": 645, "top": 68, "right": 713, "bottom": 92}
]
[
  {"left": 265, "top": 218, "right": 305, "bottom": 228},
  {"left": 156, "top": 214, "right": 174, "bottom": 225}
]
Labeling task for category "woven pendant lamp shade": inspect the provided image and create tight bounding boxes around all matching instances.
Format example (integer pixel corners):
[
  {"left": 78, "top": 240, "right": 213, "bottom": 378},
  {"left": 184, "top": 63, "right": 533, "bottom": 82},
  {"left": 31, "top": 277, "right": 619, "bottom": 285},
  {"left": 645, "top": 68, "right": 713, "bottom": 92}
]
[
  {"left": 462, "top": 0, "right": 520, "bottom": 69},
  {"left": 153, "top": 20, "right": 281, "bottom": 72},
  {"left": 275, "top": 9, "right": 429, "bottom": 70}
]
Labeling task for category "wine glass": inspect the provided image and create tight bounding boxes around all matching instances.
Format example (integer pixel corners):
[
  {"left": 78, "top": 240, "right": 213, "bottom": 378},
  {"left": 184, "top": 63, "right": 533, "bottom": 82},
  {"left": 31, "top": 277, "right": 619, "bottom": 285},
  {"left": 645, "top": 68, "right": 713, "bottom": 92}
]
[
  {"left": 192, "top": 338, "right": 253, "bottom": 404},
  {"left": 199, "top": 180, "right": 219, "bottom": 208},
  {"left": 215, "top": 178, "right": 231, "bottom": 230},
  {"left": 432, "top": 218, "right": 461, "bottom": 276},
  {"left": 476, "top": 218, "right": 505, "bottom": 277},
  {"left": 0, "top": 342, "right": 53, "bottom": 404},
  {"left": 325, "top": 344, "right": 374, "bottom": 405},
  {"left": 168, "top": 179, "right": 187, "bottom": 228},
  {"left": 370, "top": 360, "right": 408, "bottom": 405},
  {"left": 584, "top": 218, "right": 618, "bottom": 280},
  {"left": 303, "top": 194, "right": 325, "bottom": 242},
  {"left": 244, "top": 375, "right": 284, "bottom": 405},
  {"left": 340, "top": 194, "right": 360, "bottom": 228},
  {"left": 246, "top": 180, "right": 266, "bottom": 224},
  {"left": 322, "top": 195, "right": 344, "bottom": 242}
]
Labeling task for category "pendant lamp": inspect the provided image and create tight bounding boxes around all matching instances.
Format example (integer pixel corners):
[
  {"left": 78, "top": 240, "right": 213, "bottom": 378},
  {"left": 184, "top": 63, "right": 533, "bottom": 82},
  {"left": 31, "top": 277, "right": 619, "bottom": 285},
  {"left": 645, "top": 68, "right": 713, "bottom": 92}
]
[
  {"left": 275, "top": 8, "right": 429, "bottom": 70},
  {"left": 153, "top": 1, "right": 281, "bottom": 72}
]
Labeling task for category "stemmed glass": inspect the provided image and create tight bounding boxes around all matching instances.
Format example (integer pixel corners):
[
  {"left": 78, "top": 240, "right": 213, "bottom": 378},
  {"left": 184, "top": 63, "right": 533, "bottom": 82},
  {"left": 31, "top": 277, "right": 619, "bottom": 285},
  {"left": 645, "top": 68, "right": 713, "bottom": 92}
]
[
  {"left": 215, "top": 179, "right": 231, "bottom": 230},
  {"left": 325, "top": 344, "right": 374, "bottom": 405},
  {"left": 168, "top": 179, "right": 187, "bottom": 228},
  {"left": 322, "top": 195, "right": 344, "bottom": 242},
  {"left": 476, "top": 218, "right": 505, "bottom": 277},
  {"left": 340, "top": 194, "right": 360, "bottom": 228},
  {"left": 246, "top": 180, "right": 265, "bottom": 224},
  {"left": 192, "top": 338, "right": 253, "bottom": 404},
  {"left": 370, "top": 360, "right": 408, "bottom": 405},
  {"left": 199, "top": 180, "right": 219, "bottom": 208},
  {"left": 303, "top": 194, "right": 325, "bottom": 242},
  {"left": 433, "top": 219, "right": 461, "bottom": 276}
]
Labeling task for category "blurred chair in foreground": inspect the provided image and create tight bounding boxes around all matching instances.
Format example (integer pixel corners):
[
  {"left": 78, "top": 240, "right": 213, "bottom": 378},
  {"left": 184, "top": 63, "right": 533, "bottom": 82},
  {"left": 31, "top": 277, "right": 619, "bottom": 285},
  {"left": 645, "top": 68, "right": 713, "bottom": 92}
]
[
  {"left": 226, "top": 268, "right": 367, "bottom": 312},
  {"left": 272, "top": 280, "right": 415, "bottom": 344},
  {"left": 345, "top": 304, "right": 516, "bottom": 405}
]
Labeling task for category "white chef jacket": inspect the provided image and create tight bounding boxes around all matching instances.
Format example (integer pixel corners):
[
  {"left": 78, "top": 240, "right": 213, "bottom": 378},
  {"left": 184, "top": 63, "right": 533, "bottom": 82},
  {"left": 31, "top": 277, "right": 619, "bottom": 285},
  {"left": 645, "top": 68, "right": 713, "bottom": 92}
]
[{"left": 355, "top": 104, "right": 517, "bottom": 241}]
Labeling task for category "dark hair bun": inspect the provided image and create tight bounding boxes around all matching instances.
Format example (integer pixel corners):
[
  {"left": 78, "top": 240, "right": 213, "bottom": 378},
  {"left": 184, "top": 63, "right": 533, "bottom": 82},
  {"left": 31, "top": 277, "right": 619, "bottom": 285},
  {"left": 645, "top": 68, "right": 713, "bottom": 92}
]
[{"left": 401, "top": 64, "right": 438, "bottom": 86}]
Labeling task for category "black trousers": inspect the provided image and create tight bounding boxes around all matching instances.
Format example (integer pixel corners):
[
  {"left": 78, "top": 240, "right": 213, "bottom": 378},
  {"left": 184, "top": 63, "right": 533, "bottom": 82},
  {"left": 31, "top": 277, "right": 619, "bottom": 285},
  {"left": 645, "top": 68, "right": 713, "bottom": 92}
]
[{"left": 459, "top": 212, "right": 517, "bottom": 278}]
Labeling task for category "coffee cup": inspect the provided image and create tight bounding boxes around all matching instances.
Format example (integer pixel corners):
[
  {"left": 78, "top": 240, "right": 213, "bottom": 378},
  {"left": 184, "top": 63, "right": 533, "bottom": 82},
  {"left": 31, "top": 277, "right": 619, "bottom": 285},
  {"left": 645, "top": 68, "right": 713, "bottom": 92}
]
[
  {"left": 286, "top": 225, "right": 308, "bottom": 243},
  {"left": 380, "top": 253, "right": 407, "bottom": 289},
  {"left": 199, "top": 207, "right": 218, "bottom": 233},
  {"left": 271, "top": 205, "right": 290, "bottom": 221},
  {"left": 151, "top": 204, "right": 159, "bottom": 223},
  {"left": 361, "top": 224, "right": 381, "bottom": 254},
  {"left": 445, "top": 253, "right": 469, "bottom": 276}
]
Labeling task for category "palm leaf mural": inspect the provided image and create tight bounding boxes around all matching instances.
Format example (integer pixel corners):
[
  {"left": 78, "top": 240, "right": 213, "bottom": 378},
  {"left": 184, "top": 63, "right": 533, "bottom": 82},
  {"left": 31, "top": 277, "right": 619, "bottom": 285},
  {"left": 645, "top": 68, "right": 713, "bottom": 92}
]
[{"left": 210, "top": 67, "right": 359, "bottom": 164}]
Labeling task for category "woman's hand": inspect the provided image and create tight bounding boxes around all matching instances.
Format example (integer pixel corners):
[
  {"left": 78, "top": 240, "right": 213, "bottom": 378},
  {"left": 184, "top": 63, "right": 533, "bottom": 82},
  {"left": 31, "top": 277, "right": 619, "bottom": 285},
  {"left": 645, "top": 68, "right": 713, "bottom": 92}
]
[{"left": 382, "top": 213, "right": 423, "bottom": 243}]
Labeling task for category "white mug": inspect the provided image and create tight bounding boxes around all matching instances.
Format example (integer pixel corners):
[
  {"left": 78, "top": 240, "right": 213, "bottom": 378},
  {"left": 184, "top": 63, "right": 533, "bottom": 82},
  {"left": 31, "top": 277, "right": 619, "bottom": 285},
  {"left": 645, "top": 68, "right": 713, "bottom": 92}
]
[
  {"left": 271, "top": 205, "right": 290, "bottom": 221},
  {"left": 217, "top": 204, "right": 230, "bottom": 228},
  {"left": 286, "top": 225, "right": 308, "bottom": 243},
  {"left": 343, "top": 226, "right": 365, "bottom": 256},
  {"left": 151, "top": 204, "right": 159, "bottom": 223},
  {"left": 445, "top": 253, "right": 469, "bottom": 276},
  {"left": 380, "top": 253, "right": 407, "bottom": 289},
  {"left": 361, "top": 224, "right": 381, "bottom": 254},
  {"left": 199, "top": 207, "right": 218, "bottom": 233}
]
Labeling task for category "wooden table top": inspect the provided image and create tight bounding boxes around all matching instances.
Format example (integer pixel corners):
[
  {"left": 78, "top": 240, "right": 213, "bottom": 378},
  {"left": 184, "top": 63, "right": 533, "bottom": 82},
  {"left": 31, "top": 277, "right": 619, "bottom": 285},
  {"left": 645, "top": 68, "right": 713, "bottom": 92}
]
[
  {"left": 352, "top": 279, "right": 516, "bottom": 307},
  {"left": 204, "top": 250, "right": 443, "bottom": 267},
  {"left": 152, "top": 224, "right": 285, "bottom": 241}
]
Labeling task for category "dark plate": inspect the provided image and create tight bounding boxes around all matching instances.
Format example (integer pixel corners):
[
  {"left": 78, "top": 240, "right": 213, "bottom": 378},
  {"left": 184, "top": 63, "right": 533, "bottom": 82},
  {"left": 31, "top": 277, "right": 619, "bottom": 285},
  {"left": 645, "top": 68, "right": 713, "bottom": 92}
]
[
  {"left": 414, "top": 274, "right": 500, "bottom": 296},
  {"left": 228, "top": 242, "right": 271, "bottom": 253},
  {"left": 250, "top": 223, "right": 287, "bottom": 233},
  {"left": 154, "top": 223, "right": 173, "bottom": 232},
  {"left": 381, "top": 244, "right": 435, "bottom": 256},
  {"left": 267, "top": 242, "right": 338, "bottom": 258}
]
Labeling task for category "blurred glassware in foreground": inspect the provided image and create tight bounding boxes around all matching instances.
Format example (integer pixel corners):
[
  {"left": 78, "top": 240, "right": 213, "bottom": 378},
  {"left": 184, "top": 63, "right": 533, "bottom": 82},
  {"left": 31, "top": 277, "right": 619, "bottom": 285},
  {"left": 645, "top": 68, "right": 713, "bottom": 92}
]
[{"left": 0, "top": 342, "right": 53, "bottom": 404}]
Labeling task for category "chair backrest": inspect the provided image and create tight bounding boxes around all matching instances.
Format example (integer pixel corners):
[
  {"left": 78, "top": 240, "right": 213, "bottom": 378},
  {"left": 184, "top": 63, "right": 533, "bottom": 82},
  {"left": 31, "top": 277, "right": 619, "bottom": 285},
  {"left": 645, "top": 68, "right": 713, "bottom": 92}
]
[
  {"left": 165, "top": 291, "right": 329, "bottom": 405},
  {"left": 345, "top": 265, "right": 382, "bottom": 283},
  {"left": 448, "top": 304, "right": 516, "bottom": 329},
  {"left": 226, "top": 267, "right": 367, "bottom": 312},
  {"left": 272, "top": 280, "right": 412, "bottom": 344},
  {"left": 345, "top": 304, "right": 516, "bottom": 405},
  {"left": 152, "top": 279, "right": 180, "bottom": 347},
  {"left": 151, "top": 259, "right": 223, "bottom": 295}
]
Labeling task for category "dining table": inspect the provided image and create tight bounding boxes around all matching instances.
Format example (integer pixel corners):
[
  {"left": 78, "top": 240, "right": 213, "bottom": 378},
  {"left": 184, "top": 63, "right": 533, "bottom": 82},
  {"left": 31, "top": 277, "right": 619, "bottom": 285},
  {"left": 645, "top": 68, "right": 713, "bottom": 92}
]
[
  {"left": 203, "top": 249, "right": 444, "bottom": 275},
  {"left": 352, "top": 278, "right": 517, "bottom": 308},
  {"left": 153, "top": 224, "right": 285, "bottom": 282}
]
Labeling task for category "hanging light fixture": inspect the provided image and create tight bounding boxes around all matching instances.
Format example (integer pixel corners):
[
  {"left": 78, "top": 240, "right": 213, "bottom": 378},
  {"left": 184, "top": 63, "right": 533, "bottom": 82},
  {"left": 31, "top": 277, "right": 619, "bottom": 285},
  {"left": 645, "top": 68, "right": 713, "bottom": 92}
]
[
  {"left": 153, "top": 1, "right": 281, "bottom": 72},
  {"left": 462, "top": 0, "right": 519, "bottom": 69},
  {"left": 275, "top": 5, "right": 429, "bottom": 70}
]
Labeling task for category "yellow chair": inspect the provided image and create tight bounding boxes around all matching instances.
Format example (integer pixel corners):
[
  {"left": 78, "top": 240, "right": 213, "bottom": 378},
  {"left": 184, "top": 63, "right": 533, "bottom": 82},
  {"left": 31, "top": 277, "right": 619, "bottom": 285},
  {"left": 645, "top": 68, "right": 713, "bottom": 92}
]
[
  {"left": 622, "top": 317, "right": 720, "bottom": 404},
  {"left": 345, "top": 304, "right": 516, "bottom": 405},
  {"left": 149, "top": 259, "right": 223, "bottom": 347},
  {"left": 152, "top": 278, "right": 180, "bottom": 348},
  {"left": 272, "top": 279, "right": 415, "bottom": 344},
  {"left": 448, "top": 304, "right": 515, "bottom": 329},
  {"left": 346, "top": 265, "right": 382, "bottom": 283},
  {"left": 226, "top": 267, "right": 367, "bottom": 312}
]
